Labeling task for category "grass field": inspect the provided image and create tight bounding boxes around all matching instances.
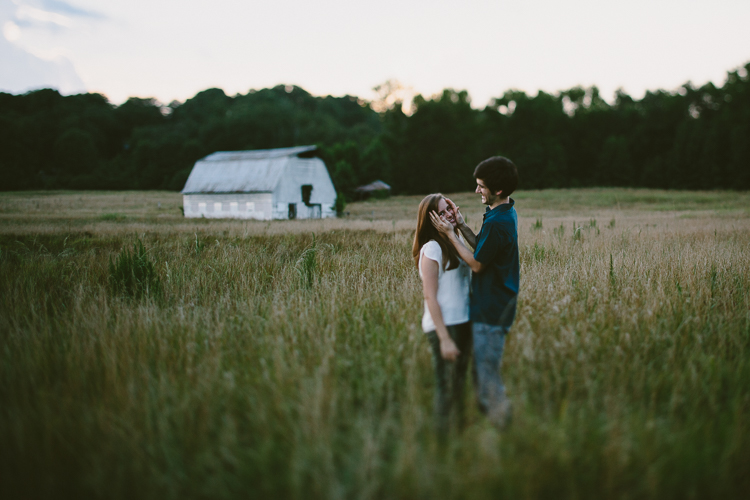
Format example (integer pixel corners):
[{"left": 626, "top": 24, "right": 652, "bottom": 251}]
[{"left": 1, "top": 189, "right": 749, "bottom": 499}]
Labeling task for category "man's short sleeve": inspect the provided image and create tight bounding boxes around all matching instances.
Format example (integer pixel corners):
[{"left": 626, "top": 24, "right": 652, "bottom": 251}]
[{"left": 474, "top": 222, "right": 506, "bottom": 264}]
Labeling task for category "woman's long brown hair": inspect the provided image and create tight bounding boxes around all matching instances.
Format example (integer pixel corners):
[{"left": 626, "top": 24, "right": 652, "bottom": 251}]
[{"left": 412, "top": 193, "right": 459, "bottom": 271}]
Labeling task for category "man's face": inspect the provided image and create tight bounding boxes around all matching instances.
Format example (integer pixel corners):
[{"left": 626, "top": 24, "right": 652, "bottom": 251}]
[
  {"left": 475, "top": 178, "right": 499, "bottom": 206},
  {"left": 436, "top": 198, "right": 457, "bottom": 227}
]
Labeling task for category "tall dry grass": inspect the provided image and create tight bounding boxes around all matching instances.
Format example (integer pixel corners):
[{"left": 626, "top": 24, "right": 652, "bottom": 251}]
[{"left": 1, "top": 190, "right": 749, "bottom": 499}]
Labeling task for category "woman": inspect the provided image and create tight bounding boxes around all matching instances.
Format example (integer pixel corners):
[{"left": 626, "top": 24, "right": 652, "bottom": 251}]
[{"left": 412, "top": 194, "right": 471, "bottom": 435}]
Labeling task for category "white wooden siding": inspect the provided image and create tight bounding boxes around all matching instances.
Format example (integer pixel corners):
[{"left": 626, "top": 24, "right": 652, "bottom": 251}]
[{"left": 183, "top": 193, "right": 273, "bottom": 220}]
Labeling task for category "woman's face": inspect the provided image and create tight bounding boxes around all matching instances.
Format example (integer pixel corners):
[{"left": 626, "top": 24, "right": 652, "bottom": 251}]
[{"left": 435, "top": 198, "right": 457, "bottom": 227}]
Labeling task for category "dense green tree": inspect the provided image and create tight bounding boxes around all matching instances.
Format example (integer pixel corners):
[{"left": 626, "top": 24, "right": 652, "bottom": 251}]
[
  {"left": 385, "top": 89, "right": 482, "bottom": 194},
  {"left": 1, "top": 62, "right": 748, "bottom": 193},
  {"left": 54, "top": 128, "right": 98, "bottom": 177}
]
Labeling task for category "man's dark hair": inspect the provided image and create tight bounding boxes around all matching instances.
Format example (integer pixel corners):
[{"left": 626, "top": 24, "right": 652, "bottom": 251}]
[{"left": 473, "top": 156, "right": 519, "bottom": 198}]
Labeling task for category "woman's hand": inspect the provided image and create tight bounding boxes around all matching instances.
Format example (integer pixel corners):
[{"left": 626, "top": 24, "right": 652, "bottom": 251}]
[
  {"left": 439, "top": 336, "right": 461, "bottom": 362},
  {"left": 430, "top": 210, "right": 455, "bottom": 237},
  {"left": 444, "top": 198, "right": 465, "bottom": 226}
]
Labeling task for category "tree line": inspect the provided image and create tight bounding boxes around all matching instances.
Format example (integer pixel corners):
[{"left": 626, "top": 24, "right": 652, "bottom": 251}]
[{"left": 1, "top": 62, "right": 748, "bottom": 196}]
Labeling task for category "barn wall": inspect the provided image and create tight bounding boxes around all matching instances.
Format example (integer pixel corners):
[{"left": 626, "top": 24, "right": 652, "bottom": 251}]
[
  {"left": 183, "top": 193, "right": 273, "bottom": 220},
  {"left": 273, "top": 158, "right": 337, "bottom": 219}
]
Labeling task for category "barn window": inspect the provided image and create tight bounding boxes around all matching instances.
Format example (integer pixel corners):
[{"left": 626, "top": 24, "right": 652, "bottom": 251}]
[
  {"left": 301, "top": 185, "right": 313, "bottom": 205},
  {"left": 230, "top": 202, "right": 238, "bottom": 211},
  {"left": 199, "top": 202, "right": 206, "bottom": 212},
  {"left": 246, "top": 202, "right": 255, "bottom": 212},
  {"left": 214, "top": 202, "right": 222, "bottom": 212}
]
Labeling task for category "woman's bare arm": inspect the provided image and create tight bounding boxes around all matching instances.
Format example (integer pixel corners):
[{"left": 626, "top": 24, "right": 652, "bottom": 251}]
[{"left": 421, "top": 256, "right": 460, "bottom": 361}]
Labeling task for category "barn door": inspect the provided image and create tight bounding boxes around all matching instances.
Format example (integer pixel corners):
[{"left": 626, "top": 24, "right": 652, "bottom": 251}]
[
  {"left": 310, "top": 204, "right": 321, "bottom": 219},
  {"left": 288, "top": 203, "right": 297, "bottom": 219},
  {"left": 301, "top": 185, "right": 313, "bottom": 204}
]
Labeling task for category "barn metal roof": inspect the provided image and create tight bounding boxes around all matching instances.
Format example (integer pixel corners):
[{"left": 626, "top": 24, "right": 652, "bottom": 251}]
[
  {"left": 181, "top": 146, "right": 319, "bottom": 194},
  {"left": 202, "top": 145, "right": 318, "bottom": 162}
]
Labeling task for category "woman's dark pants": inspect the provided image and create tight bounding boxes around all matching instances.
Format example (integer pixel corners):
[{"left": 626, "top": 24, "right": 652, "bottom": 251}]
[{"left": 425, "top": 322, "right": 472, "bottom": 436}]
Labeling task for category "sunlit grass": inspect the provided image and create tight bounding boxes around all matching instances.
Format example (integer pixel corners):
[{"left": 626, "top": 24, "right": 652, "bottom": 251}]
[{"left": 1, "top": 189, "right": 749, "bottom": 499}]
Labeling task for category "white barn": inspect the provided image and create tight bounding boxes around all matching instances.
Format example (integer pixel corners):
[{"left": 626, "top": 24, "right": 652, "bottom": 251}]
[{"left": 181, "top": 146, "right": 337, "bottom": 220}]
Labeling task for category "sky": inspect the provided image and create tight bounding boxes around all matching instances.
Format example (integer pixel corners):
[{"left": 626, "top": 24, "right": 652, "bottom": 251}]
[{"left": 1, "top": 0, "right": 749, "bottom": 108}]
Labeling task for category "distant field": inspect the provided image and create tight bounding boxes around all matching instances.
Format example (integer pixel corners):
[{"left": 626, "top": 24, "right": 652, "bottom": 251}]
[
  {"left": 1, "top": 189, "right": 749, "bottom": 499},
  {"left": 1, "top": 188, "right": 748, "bottom": 235}
]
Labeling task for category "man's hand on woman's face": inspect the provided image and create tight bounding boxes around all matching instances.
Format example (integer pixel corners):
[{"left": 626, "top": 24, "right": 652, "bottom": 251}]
[
  {"left": 430, "top": 210, "right": 454, "bottom": 235},
  {"left": 444, "top": 198, "right": 464, "bottom": 226}
]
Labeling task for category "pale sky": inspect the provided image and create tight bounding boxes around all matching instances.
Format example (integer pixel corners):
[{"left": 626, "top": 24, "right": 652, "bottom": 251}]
[{"left": 1, "top": 0, "right": 749, "bottom": 107}]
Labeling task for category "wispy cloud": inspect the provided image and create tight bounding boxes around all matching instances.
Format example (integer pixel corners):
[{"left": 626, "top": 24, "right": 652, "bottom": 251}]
[
  {"left": 38, "top": 0, "right": 104, "bottom": 20},
  {"left": 0, "top": 33, "right": 86, "bottom": 95},
  {"left": 10, "top": 0, "right": 105, "bottom": 29},
  {"left": 16, "top": 4, "right": 73, "bottom": 27},
  {"left": 1, "top": 1, "right": 102, "bottom": 95},
  {"left": 3, "top": 21, "right": 21, "bottom": 42}
]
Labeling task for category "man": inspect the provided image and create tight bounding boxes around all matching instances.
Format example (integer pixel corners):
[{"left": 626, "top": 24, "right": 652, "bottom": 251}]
[{"left": 430, "top": 156, "right": 519, "bottom": 429}]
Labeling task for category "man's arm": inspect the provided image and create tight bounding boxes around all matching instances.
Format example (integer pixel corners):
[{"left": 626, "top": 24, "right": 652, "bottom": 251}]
[
  {"left": 451, "top": 233, "right": 487, "bottom": 274},
  {"left": 457, "top": 223, "right": 476, "bottom": 248},
  {"left": 445, "top": 198, "right": 476, "bottom": 247},
  {"left": 429, "top": 211, "right": 488, "bottom": 274}
]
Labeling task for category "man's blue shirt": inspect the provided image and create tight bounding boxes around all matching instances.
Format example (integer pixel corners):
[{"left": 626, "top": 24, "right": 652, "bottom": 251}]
[{"left": 470, "top": 198, "right": 519, "bottom": 327}]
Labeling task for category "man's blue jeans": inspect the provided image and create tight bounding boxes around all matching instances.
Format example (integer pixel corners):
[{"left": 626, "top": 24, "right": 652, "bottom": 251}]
[{"left": 472, "top": 322, "right": 511, "bottom": 425}]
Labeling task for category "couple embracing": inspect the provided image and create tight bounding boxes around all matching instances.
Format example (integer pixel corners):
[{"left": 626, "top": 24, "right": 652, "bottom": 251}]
[{"left": 412, "top": 156, "right": 519, "bottom": 434}]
